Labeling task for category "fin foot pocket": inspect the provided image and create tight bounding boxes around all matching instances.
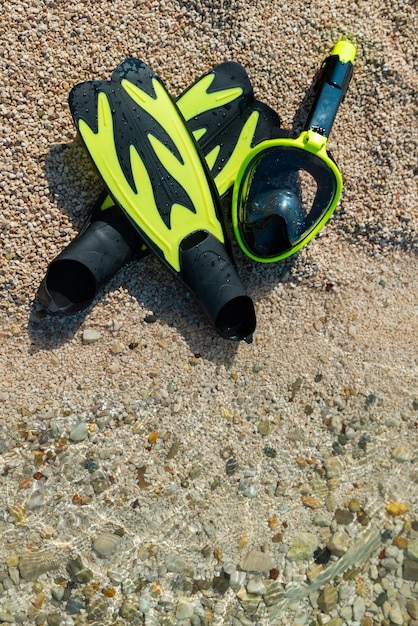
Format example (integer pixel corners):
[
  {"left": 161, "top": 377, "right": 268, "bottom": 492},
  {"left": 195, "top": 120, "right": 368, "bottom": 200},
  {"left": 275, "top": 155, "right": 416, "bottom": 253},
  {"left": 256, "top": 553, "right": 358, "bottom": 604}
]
[
  {"left": 38, "top": 260, "right": 96, "bottom": 314},
  {"left": 179, "top": 231, "right": 256, "bottom": 341},
  {"left": 38, "top": 202, "right": 145, "bottom": 314}
]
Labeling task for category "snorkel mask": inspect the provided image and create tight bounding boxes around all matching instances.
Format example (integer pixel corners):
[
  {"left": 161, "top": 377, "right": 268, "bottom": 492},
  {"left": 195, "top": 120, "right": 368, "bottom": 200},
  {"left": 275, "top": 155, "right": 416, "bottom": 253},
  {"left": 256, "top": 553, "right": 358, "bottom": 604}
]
[{"left": 232, "top": 40, "right": 356, "bottom": 262}]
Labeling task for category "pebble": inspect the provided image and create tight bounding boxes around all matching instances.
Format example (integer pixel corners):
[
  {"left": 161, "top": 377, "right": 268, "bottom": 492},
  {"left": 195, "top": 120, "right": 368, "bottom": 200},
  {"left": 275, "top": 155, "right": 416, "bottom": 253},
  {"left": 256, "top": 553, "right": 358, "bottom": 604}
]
[
  {"left": 18, "top": 551, "right": 59, "bottom": 582},
  {"left": 65, "top": 595, "right": 85, "bottom": 615},
  {"left": 165, "top": 553, "right": 194, "bottom": 575},
  {"left": 246, "top": 578, "right": 267, "bottom": 595},
  {"left": 334, "top": 508, "right": 354, "bottom": 524},
  {"left": 257, "top": 420, "right": 274, "bottom": 435},
  {"left": 407, "top": 539, "right": 418, "bottom": 561},
  {"left": 403, "top": 559, "right": 418, "bottom": 581},
  {"left": 287, "top": 532, "right": 318, "bottom": 561},
  {"left": 239, "top": 549, "right": 274, "bottom": 573},
  {"left": 323, "top": 457, "right": 344, "bottom": 479},
  {"left": 82, "top": 328, "right": 101, "bottom": 344},
  {"left": 327, "top": 531, "right": 350, "bottom": 557},
  {"left": 317, "top": 584, "right": 338, "bottom": 612},
  {"left": 391, "top": 446, "right": 412, "bottom": 461},
  {"left": 51, "top": 586, "right": 65, "bottom": 602},
  {"left": 138, "top": 589, "right": 152, "bottom": 614},
  {"left": 110, "top": 340, "right": 124, "bottom": 354},
  {"left": 238, "top": 478, "right": 258, "bottom": 498},
  {"left": 352, "top": 595, "right": 366, "bottom": 621},
  {"left": 407, "top": 599, "right": 418, "bottom": 619},
  {"left": 229, "top": 570, "right": 246, "bottom": 589},
  {"left": 69, "top": 421, "right": 89, "bottom": 442},
  {"left": 120, "top": 598, "right": 139, "bottom": 619},
  {"left": 92, "top": 532, "right": 121, "bottom": 557},
  {"left": 388, "top": 603, "right": 404, "bottom": 625},
  {"left": 176, "top": 598, "right": 195, "bottom": 619}
]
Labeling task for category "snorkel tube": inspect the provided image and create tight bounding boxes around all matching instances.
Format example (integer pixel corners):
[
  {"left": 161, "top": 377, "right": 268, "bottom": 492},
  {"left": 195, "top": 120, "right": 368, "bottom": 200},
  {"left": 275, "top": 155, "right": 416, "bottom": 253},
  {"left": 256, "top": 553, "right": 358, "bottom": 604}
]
[{"left": 232, "top": 40, "right": 356, "bottom": 262}]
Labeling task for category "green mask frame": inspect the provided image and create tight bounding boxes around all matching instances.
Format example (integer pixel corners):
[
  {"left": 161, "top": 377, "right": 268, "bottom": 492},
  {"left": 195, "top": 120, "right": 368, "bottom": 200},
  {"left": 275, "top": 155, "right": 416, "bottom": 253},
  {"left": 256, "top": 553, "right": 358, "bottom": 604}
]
[{"left": 232, "top": 40, "right": 356, "bottom": 262}]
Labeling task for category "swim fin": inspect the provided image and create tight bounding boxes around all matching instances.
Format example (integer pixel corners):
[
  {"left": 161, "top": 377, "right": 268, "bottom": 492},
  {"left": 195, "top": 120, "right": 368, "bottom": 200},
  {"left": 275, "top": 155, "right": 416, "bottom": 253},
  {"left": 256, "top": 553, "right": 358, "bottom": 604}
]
[{"left": 39, "top": 61, "right": 280, "bottom": 339}]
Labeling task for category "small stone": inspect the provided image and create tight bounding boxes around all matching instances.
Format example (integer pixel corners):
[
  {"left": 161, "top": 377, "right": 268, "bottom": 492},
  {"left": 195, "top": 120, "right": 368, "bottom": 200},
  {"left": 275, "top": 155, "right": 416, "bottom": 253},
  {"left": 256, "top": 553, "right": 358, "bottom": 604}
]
[
  {"left": 314, "top": 547, "right": 331, "bottom": 565},
  {"left": 403, "top": 559, "right": 418, "bottom": 581},
  {"left": 317, "top": 584, "right": 338, "bottom": 612},
  {"left": 334, "top": 508, "right": 354, "bottom": 525},
  {"left": 166, "top": 439, "right": 180, "bottom": 460},
  {"left": 347, "top": 498, "right": 361, "bottom": 512},
  {"left": 82, "top": 328, "right": 101, "bottom": 344},
  {"left": 18, "top": 551, "right": 59, "bottom": 582},
  {"left": 121, "top": 579, "right": 136, "bottom": 594},
  {"left": 406, "top": 599, "right": 418, "bottom": 619},
  {"left": 174, "top": 598, "right": 194, "bottom": 620},
  {"left": 69, "top": 422, "right": 89, "bottom": 442},
  {"left": 313, "top": 513, "right": 332, "bottom": 527},
  {"left": 327, "top": 531, "right": 350, "bottom": 556},
  {"left": 66, "top": 557, "right": 84, "bottom": 578},
  {"left": 391, "top": 446, "right": 412, "bottom": 461},
  {"left": 302, "top": 495, "right": 321, "bottom": 509},
  {"left": 357, "top": 510, "right": 370, "bottom": 526},
  {"left": 287, "top": 532, "right": 318, "bottom": 561},
  {"left": 165, "top": 553, "right": 193, "bottom": 576},
  {"left": 393, "top": 535, "right": 409, "bottom": 550},
  {"left": 91, "top": 476, "right": 110, "bottom": 494},
  {"left": 287, "top": 428, "right": 305, "bottom": 442},
  {"left": 46, "top": 614, "right": 62, "bottom": 626},
  {"left": 8, "top": 566, "right": 19, "bottom": 585},
  {"left": 51, "top": 586, "right": 65, "bottom": 602},
  {"left": 257, "top": 421, "right": 273, "bottom": 436},
  {"left": 76, "top": 567, "right": 94, "bottom": 583},
  {"left": 0, "top": 612, "right": 15, "bottom": 623},
  {"left": 87, "top": 596, "right": 109, "bottom": 620},
  {"left": 65, "top": 596, "right": 85, "bottom": 615},
  {"left": 229, "top": 570, "right": 246, "bottom": 589},
  {"left": 407, "top": 539, "right": 418, "bottom": 561},
  {"left": 352, "top": 595, "right": 366, "bottom": 621},
  {"left": 92, "top": 533, "right": 121, "bottom": 557},
  {"left": 268, "top": 517, "right": 280, "bottom": 530},
  {"left": 239, "top": 479, "right": 258, "bottom": 498},
  {"left": 110, "top": 341, "right": 124, "bottom": 354},
  {"left": 212, "top": 573, "right": 229, "bottom": 594},
  {"left": 239, "top": 549, "right": 274, "bottom": 573},
  {"left": 323, "top": 457, "right": 344, "bottom": 479},
  {"left": 120, "top": 598, "right": 139, "bottom": 619},
  {"left": 386, "top": 502, "right": 409, "bottom": 516},
  {"left": 388, "top": 603, "right": 404, "bottom": 625},
  {"left": 252, "top": 363, "right": 264, "bottom": 373},
  {"left": 246, "top": 578, "right": 267, "bottom": 595},
  {"left": 189, "top": 466, "right": 202, "bottom": 480},
  {"left": 325, "top": 494, "right": 337, "bottom": 511},
  {"left": 382, "top": 557, "right": 398, "bottom": 571},
  {"left": 138, "top": 589, "right": 152, "bottom": 614}
]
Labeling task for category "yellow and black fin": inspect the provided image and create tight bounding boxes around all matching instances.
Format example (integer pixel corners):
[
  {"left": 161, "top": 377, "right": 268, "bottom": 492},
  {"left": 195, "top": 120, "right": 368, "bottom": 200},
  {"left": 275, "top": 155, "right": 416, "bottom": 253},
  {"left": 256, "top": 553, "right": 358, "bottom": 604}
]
[{"left": 67, "top": 59, "right": 259, "bottom": 340}]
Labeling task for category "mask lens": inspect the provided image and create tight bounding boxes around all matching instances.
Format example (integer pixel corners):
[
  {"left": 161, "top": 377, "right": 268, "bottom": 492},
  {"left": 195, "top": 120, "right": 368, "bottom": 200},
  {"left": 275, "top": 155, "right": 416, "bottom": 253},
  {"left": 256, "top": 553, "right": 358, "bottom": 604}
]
[{"left": 236, "top": 145, "right": 339, "bottom": 258}]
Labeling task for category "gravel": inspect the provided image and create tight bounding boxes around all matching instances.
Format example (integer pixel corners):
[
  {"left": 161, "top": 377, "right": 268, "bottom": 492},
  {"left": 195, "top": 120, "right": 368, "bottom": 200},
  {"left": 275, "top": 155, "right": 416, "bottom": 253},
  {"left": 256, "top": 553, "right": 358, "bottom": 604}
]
[{"left": 1, "top": 0, "right": 417, "bottom": 624}]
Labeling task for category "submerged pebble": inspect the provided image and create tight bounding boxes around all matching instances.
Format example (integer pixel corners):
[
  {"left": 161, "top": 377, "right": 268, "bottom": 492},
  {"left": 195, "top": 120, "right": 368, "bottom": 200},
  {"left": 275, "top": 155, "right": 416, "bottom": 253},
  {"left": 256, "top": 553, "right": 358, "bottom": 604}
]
[
  {"left": 92, "top": 532, "right": 121, "bottom": 557},
  {"left": 239, "top": 549, "right": 274, "bottom": 573},
  {"left": 69, "top": 422, "right": 89, "bottom": 442}
]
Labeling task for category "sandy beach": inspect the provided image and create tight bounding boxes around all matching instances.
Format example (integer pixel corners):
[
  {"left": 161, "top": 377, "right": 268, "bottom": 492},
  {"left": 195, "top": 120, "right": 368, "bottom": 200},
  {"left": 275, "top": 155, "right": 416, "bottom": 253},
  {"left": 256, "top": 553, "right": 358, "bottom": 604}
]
[{"left": 0, "top": 0, "right": 417, "bottom": 624}]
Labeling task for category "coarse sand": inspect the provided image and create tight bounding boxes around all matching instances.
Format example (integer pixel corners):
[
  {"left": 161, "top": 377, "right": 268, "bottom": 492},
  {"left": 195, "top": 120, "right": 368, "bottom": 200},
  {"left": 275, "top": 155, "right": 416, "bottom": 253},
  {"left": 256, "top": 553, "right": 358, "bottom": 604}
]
[{"left": 0, "top": 1, "right": 417, "bottom": 624}]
